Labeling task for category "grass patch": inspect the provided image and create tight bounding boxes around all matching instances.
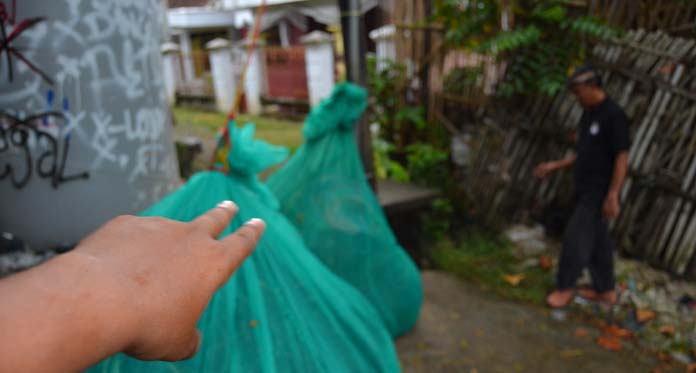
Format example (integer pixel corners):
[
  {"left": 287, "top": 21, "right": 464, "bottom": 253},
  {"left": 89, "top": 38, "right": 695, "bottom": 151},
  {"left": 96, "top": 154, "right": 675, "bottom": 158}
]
[
  {"left": 431, "top": 232, "right": 554, "bottom": 305},
  {"left": 172, "top": 106, "right": 304, "bottom": 150}
]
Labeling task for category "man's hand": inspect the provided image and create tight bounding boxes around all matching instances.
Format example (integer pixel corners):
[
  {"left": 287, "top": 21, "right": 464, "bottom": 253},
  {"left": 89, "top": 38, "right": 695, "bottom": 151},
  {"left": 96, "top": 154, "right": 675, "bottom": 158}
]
[
  {"left": 534, "top": 162, "right": 556, "bottom": 179},
  {"left": 603, "top": 192, "right": 621, "bottom": 221},
  {"left": 73, "top": 201, "right": 266, "bottom": 362},
  {"left": 0, "top": 200, "right": 266, "bottom": 372}
]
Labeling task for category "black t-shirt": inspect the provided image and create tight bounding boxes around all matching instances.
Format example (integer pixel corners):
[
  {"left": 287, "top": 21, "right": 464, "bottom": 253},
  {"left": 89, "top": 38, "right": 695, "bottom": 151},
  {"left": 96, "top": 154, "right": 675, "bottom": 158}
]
[{"left": 574, "top": 98, "right": 630, "bottom": 196}]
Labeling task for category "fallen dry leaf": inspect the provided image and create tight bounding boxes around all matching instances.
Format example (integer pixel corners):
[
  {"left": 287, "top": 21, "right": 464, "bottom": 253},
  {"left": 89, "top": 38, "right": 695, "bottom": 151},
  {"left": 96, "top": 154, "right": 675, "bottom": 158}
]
[
  {"left": 688, "top": 363, "right": 696, "bottom": 373},
  {"left": 598, "top": 335, "right": 623, "bottom": 352},
  {"left": 602, "top": 324, "right": 633, "bottom": 339},
  {"left": 657, "top": 351, "right": 671, "bottom": 363},
  {"left": 459, "top": 339, "right": 469, "bottom": 351},
  {"left": 561, "top": 349, "right": 584, "bottom": 358},
  {"left": 503, "top": 274, "right": 525, "bottom": 286},
  {"left": 636, "top": 308, "right": 656, "bottom": 323},
  {"left": 659, "top": 325, "right": 676, "bottom": 336},
  {"left": 575, "top": 327, "right": 589, "bottom": 338},
  {"left": 539, "top": 255, "right": 553, "bottom": 270}
]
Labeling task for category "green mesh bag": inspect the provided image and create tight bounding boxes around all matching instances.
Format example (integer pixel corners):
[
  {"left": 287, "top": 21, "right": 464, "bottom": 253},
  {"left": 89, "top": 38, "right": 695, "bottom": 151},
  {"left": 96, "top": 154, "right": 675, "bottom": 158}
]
[
  {"left": 88, "top": 123, "right": 400, "bottom": 373},
  {"left": 267, "top": 83, "right": 422, "bottom": 337}
]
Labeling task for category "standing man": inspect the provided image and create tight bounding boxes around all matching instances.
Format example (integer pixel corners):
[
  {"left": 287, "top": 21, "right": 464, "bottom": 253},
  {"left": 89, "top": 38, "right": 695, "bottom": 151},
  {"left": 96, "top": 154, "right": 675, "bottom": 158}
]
[{"left": 534, "top": 65, "right": 630, "bottom": 308}]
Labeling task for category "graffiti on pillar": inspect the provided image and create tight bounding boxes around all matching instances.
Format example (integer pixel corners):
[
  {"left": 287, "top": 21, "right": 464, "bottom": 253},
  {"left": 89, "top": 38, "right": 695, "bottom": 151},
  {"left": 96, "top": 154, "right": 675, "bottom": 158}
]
[
  {"left": 0, "top": 0, "right": 15, "bottom": 25},
  {"left": 0, "top": 16, "right": 53, "bottom": 84},
  {"left": 0, "top": 0, "right": 178, "bottom": 196},
  {"left": 0, "top": 108, "right": 89, "bottom": 189}
]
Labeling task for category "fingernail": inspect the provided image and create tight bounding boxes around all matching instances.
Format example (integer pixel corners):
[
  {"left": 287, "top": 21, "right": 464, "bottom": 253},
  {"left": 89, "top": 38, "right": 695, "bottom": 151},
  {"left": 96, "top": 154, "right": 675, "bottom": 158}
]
[
  {"left": 217, "top": 200, "right": 238, "bottom": 211},
  {"left": 245, "top": 218, "right": 266, "bottom": 231}
]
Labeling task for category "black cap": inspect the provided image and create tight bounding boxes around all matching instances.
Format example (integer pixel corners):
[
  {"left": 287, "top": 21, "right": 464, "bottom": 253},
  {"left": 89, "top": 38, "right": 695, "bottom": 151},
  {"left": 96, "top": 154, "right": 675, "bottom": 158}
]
[{"left": 568, "top": 64, "right": 602, "bottom": 88}]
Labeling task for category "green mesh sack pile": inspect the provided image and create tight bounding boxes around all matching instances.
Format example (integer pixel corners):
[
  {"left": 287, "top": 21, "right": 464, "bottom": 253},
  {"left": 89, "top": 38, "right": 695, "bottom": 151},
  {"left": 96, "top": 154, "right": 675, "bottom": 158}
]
[
  {"left": 267, "top": 83, "right": 422, "bottom": 337},
  {"left": 89, "top": 123, "right": 400, "bottom": 373}
]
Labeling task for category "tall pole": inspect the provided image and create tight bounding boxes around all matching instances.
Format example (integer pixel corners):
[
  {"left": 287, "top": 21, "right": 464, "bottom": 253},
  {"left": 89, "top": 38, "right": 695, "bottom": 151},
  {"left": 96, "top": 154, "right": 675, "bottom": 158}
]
[
  {"left": 338, "top": 0, "right": 376, "bottom": 190},
  {"left": 420, "top": 0, "right": 431, "bottom": 118}
]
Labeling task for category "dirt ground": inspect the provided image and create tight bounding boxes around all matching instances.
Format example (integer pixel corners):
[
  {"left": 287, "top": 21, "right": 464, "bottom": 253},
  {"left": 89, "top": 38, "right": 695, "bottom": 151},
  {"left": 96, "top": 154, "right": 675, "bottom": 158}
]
[{"left": 396, "top": 271, "right": 679, "bottom": 373}]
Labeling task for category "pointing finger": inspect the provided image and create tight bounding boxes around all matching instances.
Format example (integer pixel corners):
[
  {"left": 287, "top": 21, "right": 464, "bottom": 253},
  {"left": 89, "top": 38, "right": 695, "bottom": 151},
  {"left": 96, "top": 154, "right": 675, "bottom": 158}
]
[{"left": 191, "top": 201, "right": 239, "bottom": 238}]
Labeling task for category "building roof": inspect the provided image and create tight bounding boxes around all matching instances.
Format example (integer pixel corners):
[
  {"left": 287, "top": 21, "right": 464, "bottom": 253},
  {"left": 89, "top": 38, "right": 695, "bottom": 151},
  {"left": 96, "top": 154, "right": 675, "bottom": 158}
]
[{"left": 168, "top": 0, "right": 211, "bottom": 8}]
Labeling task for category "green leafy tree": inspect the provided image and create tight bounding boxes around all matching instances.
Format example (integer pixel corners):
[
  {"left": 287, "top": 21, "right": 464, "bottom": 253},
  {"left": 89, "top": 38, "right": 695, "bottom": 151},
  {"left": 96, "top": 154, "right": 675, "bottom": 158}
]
[{"left": 434, "top": 0, "right": 620, "bottom": 96}]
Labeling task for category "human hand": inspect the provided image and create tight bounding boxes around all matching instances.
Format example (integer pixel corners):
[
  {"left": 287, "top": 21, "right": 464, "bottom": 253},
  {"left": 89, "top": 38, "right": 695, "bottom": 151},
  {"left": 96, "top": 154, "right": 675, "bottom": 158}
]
[
  {"left": 533, "top": 162, "right": 556, "bottom": 179},
  {"left": 70, "top": 201, "right": 265, "bottom": 362},
  {"left": 603, "top": 192, "right": 621, "bottom": 221}
]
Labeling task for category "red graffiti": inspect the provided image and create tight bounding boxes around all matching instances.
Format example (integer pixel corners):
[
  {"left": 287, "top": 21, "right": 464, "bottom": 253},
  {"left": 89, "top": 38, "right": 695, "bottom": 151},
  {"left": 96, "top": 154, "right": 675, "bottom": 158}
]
[
  {"left": 0, "top": 16, "right": 53, "bottom": 85},
  {"left": 0, "top": 0, "right": 16, "bottom": 26}
]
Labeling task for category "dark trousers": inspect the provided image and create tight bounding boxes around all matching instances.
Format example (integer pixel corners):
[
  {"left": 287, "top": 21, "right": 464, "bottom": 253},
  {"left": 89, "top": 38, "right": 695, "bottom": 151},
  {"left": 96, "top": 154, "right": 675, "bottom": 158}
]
[{"left": 557, "top": 193, "right": 615, "bottom": 293}]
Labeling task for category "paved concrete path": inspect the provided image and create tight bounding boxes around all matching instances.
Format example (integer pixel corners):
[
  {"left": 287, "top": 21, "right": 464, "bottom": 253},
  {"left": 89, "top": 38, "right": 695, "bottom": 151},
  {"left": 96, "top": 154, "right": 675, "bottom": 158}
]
[{"left": 396, "top": 271, "right": 676, "bottom": 373}]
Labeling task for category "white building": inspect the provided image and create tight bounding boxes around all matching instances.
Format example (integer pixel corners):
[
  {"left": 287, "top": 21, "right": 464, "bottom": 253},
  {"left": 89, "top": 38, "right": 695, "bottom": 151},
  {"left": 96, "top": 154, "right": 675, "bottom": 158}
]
[
  {"left": 165, "top": 0, "right": 391, "bottom": 109},
  {"left": 222, "top": 0, "right": 381, "bottom": 47}
]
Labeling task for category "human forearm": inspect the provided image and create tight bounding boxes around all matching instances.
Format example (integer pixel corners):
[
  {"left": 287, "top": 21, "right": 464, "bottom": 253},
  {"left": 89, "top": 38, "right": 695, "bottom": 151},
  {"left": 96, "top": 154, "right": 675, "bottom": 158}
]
[
  {"left": 608, "top": 152, "right": 629, "bottom": 196},
  {"left": 534, "top": 154, "right": 575, "bottom": 178},
  {"left": 0, "top": 252, "right": 136, "bottom": 372},
  {"left": 551, "top": 154, "right": 577, "bottom": 170},
  {"left": 0, "top": 202, "right": 264, "bottom": 372}
]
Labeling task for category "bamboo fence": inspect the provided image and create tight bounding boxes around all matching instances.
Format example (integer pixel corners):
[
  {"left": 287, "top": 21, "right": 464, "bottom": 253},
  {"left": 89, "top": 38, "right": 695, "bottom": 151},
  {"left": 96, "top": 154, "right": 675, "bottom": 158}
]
[
  {"left": 469, "top": 29, "right": 696, "bottom": 277},
  {"left": 387, "top": 1, "right": 696, "bottom": 275},
  {"left": 586, "top": 0, "right": 696, "bottom": 34}
]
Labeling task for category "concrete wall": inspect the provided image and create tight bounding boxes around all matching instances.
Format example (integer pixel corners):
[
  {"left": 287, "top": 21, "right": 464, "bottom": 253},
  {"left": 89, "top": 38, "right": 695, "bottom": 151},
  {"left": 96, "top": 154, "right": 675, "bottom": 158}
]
[
  {"left": 0, "top": 0, "right": 180, "bottom": 250},
  {"left": 302, "top": 31, "right": 335, "bottom": 107},
  {"left": 207, "top": 38, "right": 237, "bottom": 113}
]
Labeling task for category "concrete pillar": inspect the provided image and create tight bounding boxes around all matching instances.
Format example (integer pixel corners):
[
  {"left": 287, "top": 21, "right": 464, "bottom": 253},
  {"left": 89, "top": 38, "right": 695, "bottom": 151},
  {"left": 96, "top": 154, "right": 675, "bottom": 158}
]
[
  {"left": 161, "top": 42, "right": 182, "bottom": 106},
  {"left": 242, "top": 39, "right": 266, "bottom": 116},
  {"left": 368, "top": 25, "right": 396, "bottom": 72},
  {"left": 301, "top": 31, "right": 335, "bottom": 107},
  {"left": 0, "top": 0, "right": 180, "bottom": 251},
  {"left": 179, "top": 29, "right": 196, "bottom": 82},
  {"left": 206, "top": 38, "right": 236, "bottom": 113},
  {"left": 279, "top": 19, "right": 291, "bottom": 48}
]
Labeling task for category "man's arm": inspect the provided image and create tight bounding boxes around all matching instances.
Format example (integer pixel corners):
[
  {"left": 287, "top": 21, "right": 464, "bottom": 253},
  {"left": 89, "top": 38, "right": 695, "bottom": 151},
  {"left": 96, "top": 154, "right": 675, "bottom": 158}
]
[
  {"left": 604, "top": 105, "right": 631, "bottom": 220},
  {"left": 534, "top": 153, "right": 577, "bottom": 178},
  {"left": 0, "top": 201, "right": 265, "bottom": 372},
  {"left": 603, "top": 152, "right": 629, "bottom": 220}
]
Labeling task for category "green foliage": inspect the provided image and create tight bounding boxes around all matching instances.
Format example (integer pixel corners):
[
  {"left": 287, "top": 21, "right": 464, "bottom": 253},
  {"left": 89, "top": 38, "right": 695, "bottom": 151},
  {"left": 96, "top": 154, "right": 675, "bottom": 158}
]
[
  {"left": 406, "top": 143, "right": 450, "bottom": 187},
  {"left": 443, "top": 66, "right": 484, "bottom": 94},
  {"left": 566, "top": 16, "right": 618, "bottom": 39},
  {"left": 479, "top": 25, "right": 541, "bottom": 54},
  {"left": 433, "top": 0, "right": 622, "bottom": 96},
  {"left": 532, "top": 3, "right": 565, "bottom": 22},
  {"left": 367, "top": 55, "right": 454, "bottom": 187},
  {"left": 396, "top": 106, "right": 428, "bottom": 130},
  {"left": 431, "top": 233, "right": 554, "bottom": 304},
  {"left": 366, "top": 56, "right": 407, "bottom": 131},
  {"left": 373, "top": 138, "right": 410, "bottom": 182},
  {"left": 421, "top": 198, "right": 455, "bottom": 240}
]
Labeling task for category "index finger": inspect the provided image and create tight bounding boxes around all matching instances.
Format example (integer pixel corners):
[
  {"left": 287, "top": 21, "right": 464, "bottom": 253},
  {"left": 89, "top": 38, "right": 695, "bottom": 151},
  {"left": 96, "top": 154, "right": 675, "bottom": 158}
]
[{"left": 191, "top": 200, "right": 239, "bottom": 238}]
